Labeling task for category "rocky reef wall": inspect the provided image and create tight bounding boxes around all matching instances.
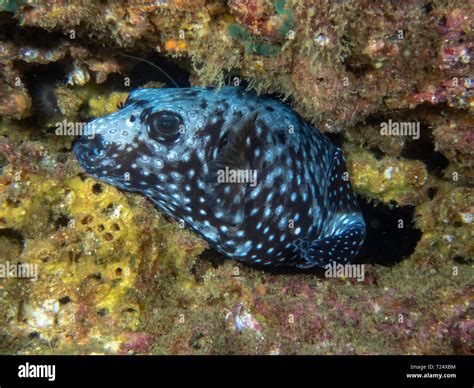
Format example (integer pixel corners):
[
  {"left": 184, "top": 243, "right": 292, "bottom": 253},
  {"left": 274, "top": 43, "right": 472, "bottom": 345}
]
[{"left": 0, "top": 0, "right": 472, "bottom": 354}]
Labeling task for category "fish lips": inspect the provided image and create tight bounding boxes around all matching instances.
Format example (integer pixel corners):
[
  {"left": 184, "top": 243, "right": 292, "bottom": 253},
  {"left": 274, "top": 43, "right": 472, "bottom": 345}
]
[{"left": 73, "top": 135, "right": 107, "bottom": 175}]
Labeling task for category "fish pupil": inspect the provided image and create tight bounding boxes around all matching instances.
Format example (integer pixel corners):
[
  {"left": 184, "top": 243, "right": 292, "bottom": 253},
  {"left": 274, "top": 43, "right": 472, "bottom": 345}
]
[
  {"left": 159, "top": 114, "right": 179, "bottom": 131},
  {"left": 148, "top": 111, "right": 183, "bottom": 140}
]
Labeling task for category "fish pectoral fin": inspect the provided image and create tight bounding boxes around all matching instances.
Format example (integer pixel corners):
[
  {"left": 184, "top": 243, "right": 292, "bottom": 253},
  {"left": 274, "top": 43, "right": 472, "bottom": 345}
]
[
  {"left": 204, "top": 111, "right": 259, "bottom": 226},
  {"left": 292, "top": 227, "right": 366, "bottom": 269},
  {"left": 327, "top": 147, "right": 361, "bottom": 213}
]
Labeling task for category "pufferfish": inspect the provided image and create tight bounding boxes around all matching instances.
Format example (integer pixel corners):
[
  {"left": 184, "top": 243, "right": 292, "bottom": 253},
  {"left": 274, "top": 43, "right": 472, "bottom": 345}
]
[{"left": 74, "top": 86, "right": 366, "bottom": 269}]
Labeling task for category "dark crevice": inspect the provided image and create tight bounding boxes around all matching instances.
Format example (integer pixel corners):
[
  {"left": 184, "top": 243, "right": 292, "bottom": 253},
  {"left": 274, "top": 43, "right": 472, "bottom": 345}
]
[
  {"left": 427, "top": 186, "right": 438, "bottom": 200},
  {"left": 197, "top": 248, "right": 226, "bottom": 269},
  {"left": 401, "top": 134, "right": 449, "bottom": 177},
  {"left": 453, "top": 255, "right": 472, "bottom": 265},
  {"left": 20, "top": 61, "right": 67, "bottom": 123},
  {"left": 54, "top": 214, "right": 71, "bottom": 230},
  {"left": 343, "top": 54, "right": 373, "bottom": 76},
  {"left": 325, "top": 132, "right": 345, "bottom": 148},
  {"left": 360, "top": 107, "right": 450, "bottom": 176},
  {"left": 0, "top": 228, "right": 25, "bottom": 256},
  {"left": 0, "top": 15, "right": 65, "bottom": 48},
  {"left": 422, "top": 2, "right": 433, "bottom": 14},
  {"left": 124, "top": 52, "right": 190, "bottom": 88},
  {"left": 0, "top": 228, "right": 25, "bottom": 259},
  {"left": 355, "top": 197, "right": 422, "bottom": 266},
  {"left": 369, "top": 147, "right": 385, "bottom": 160},
  {"left": 92, "top": 183, "right": 103, "bottom": 195},
  {"left": 15, "top": 27, "right": 65, "bottom": 49},
  {"left": 58, "top": 296, "right": 72, "bottom": 305},
  {"left": 0, "top": 11, "right": 16, "bottom": 37}
]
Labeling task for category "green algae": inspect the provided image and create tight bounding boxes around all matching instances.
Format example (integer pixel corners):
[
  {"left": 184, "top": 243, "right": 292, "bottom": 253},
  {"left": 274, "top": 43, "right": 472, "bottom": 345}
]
[
  {"left": 227, "top": 24, "right": 282, "bottom": 57},
  {"left": 227, "top": 0, "right": 294, "bottom": 57}
]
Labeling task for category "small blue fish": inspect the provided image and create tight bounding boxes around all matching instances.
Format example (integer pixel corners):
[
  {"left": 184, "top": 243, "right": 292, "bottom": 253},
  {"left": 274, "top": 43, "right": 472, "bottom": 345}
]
[{"left": 74, "top": 87, "right": 365, "bottom": 268}]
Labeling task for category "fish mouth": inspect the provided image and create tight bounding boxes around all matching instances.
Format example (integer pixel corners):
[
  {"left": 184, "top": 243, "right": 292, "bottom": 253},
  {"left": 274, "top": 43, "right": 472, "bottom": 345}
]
[
  {"left": 73, "top": 135, "right": 105, "bottom": 173},
  {"left": 73, "top": 137, "right": 88, "bottom": 165}
]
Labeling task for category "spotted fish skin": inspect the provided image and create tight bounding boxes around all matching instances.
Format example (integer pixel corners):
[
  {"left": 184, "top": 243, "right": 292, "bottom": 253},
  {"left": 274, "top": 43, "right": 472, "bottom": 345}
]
[{"left": 74, "top": 86, "right": 365, "bottom": 268}]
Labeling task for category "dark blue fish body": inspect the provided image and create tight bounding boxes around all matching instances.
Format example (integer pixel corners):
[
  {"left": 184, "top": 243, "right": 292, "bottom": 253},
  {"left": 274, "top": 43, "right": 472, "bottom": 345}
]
[{"left": 74, "top": 86, "right": 365, "bottom": 268}]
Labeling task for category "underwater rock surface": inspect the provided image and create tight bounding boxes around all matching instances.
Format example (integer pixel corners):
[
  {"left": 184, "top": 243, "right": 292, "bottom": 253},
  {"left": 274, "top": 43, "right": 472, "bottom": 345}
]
[{"left": 0, "top": 1, "right": 472, "bottom": 354}]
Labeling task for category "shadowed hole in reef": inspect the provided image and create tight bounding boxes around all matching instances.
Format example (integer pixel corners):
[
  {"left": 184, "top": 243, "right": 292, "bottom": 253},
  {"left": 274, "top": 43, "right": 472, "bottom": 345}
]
[
  {"left": 0, "top": 229, "right": 25, "bottom": 261},
  {"left": 21, "top": 62, "right": 67, "bottom": 122},
  {"left": 363, "top": 108, "right": 450, "bottom": 174},
  {"left": 400, "top": 121, "right": 449, "bottom": 176},
  {"left": 124, "top": 52, "right": 191, "bottom": 88},
  {"left": 193, "top": 249, "right": 226, "bottom": 282},
  {"left": 355, "top": 197, "right": 422, "bottom": 266},
  {"left": 0, "top": 15, "right": 65, "bottom": 48},
  {"left": 54, "top": 214, "right": 71, "bottom": 230},
  {"left": 325, "top": 132, "right": 345, "bottom": 148}
]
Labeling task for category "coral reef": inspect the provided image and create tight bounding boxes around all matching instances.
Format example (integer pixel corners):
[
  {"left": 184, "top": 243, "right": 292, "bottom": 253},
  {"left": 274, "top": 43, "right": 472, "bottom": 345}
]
[
  {"left": 0, "top": 0, "right": 472, "bottom": 354},
  {"left": 345, "top": 144, "right": 429, "bottom": 206}
]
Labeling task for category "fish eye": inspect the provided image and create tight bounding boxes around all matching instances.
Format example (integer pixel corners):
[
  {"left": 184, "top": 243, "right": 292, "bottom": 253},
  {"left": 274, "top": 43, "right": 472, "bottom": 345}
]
[{"left": 147, "top": 111, "right": 183, "bottom": 143}]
